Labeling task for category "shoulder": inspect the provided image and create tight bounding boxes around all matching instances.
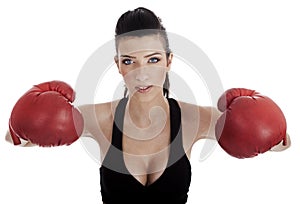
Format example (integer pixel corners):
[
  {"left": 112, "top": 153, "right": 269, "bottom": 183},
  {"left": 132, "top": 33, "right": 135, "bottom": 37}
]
[
  {"left": 177, "top": 100, "right": 219, "bottom": 124},
  {"left": 177, "top": 100, "right": 212, "bottom": 122},
  {"left": 176, "top": 99, "right": 220, "bottom": 143},
  {"left": 78, "top": 99, "right": 121, "bottom": 143}
]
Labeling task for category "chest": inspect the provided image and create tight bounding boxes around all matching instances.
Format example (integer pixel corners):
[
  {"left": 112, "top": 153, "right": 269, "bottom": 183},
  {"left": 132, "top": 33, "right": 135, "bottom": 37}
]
[
  {"left": 102, "top": 134, "right": 191, "bottom": 189},
  {"left": 121, "top": 119, "right": 171, "bottom": 186},
  {"left": 100, "top": 98, "right": 193, "bottom": 187}
]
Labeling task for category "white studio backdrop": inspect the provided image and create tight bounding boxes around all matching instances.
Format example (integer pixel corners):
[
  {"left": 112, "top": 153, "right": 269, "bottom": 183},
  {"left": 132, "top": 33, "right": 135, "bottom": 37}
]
[{"left": 1, "top": 0, "right": 299, "bottom": 203}]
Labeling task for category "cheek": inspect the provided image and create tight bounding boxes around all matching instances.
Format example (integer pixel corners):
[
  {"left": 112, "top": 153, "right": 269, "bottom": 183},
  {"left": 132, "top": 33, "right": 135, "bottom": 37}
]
[
  {"left": 118, "top": 65, "right": 129, "bottom": 76},
  {"left": 149, "top": 67, "right": 167, "bottom": 85},
  {"left": 121, "top": 69, "right": 136, "bottom": 91},
  {"left": 123, "top": 72, "right": 135, "bottom": 84}
]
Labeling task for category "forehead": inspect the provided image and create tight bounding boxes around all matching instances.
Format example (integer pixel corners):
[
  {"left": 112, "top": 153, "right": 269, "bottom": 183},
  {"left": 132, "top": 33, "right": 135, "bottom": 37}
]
[{"left": 117, "top": 35, "right": 165, "bottom": 55}]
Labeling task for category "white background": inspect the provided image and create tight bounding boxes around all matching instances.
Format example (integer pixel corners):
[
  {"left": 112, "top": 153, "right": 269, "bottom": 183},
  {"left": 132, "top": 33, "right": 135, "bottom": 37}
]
[{"left": 1, "top": 0, "right": 299, "bottom": 203}]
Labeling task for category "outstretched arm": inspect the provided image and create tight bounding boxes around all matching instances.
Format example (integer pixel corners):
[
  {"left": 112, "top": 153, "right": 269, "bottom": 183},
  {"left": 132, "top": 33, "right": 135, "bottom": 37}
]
[{"left": 195, "top": 106, "right": 221, "bottom": 142}]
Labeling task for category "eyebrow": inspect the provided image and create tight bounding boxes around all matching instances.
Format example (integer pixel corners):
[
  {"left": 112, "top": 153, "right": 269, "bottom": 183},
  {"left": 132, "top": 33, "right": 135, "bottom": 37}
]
[
  {"left": 120, "top": 52, "right": 162, "bottom": 58},
  {"left": 144, "top": 52, "right": 162, "bottom": 58}
]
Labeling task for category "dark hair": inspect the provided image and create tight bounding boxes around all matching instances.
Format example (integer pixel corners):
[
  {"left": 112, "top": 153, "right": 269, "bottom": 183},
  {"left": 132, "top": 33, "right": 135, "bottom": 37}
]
[{"left": 115, "top": 7, "right": 171, "bottom": 98}]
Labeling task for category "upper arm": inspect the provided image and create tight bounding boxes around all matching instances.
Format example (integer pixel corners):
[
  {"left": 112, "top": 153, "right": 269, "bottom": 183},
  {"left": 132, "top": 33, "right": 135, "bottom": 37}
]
[
  {"left": 78, "top": 101, "right": 117, "bottom": 146},
  {"left": 78, "top": 104, "right": 95, "bottom": 138},
  {"left": 180, "top": 102, "right": 221, "bottom": 145},
  {"left": 78, "top": 104, "right": 105, "bottom": 141},
  {"left": 78, "top": 102, "right": 118, "bottom": 159},
  {"left": 196, "top": 106, "right": 221, "bottom": 141}
]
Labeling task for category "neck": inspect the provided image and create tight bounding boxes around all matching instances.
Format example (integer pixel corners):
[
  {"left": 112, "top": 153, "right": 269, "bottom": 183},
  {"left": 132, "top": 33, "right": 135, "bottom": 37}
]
[{"left": 126, "top": 94, "right": 169, "bottom": 128}]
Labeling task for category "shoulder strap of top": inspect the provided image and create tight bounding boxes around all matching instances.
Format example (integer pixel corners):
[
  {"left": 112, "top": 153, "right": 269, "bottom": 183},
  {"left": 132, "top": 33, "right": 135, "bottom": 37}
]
[
  {"left": 167, "top": 98, "right": 182, "bottom": 143},
  {"left": 167, "top": 98, "right": 186, "bottom": 164},
  {"left": 111, "top": 97, "right": 128, "bottom": 150},
  {"left": 101, "top": 98, "right": 128, "bottom": 173}
]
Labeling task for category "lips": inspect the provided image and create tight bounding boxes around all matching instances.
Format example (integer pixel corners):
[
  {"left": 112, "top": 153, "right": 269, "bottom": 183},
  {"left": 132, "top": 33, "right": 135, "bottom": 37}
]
[{"left": 135, "top": 85, "right": 153, "bottom": 93}]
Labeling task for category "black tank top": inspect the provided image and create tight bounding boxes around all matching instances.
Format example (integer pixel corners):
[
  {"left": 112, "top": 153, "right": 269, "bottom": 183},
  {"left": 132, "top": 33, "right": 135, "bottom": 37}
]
[{"left": 100, "top": 98, "right": 191, "bottom": 204}]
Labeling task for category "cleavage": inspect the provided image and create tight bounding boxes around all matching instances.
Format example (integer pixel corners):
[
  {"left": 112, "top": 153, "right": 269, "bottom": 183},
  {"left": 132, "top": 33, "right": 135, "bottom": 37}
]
[{"left": 122, "top": 135, "right": 171, "bottom": 186}]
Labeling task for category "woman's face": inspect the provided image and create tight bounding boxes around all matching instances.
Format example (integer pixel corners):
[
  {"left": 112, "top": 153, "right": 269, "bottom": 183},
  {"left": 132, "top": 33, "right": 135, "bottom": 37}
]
[{"left": 115, "top": 35, "right": 172, "bottom": 101}]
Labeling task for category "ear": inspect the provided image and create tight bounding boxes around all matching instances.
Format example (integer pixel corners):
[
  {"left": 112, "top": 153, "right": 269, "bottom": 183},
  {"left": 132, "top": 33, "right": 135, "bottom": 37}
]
[
  {"left": 114, "top": 56, "right": 122, "bottom": 74},
  {"left": 166, "top": 53, "right": 173, "bottom": 71}
]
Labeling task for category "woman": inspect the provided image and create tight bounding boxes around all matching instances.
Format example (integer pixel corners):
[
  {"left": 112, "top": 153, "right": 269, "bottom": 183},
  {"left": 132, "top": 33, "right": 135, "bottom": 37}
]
[
  {"left": 6, "top": 7, "right": 290, "bottom": 204},
  {"left": 79, "top": 7, "right": 205, "bottom": 203},
  {"left": 78, "top": 7, "right": 290, "bottom": 203}
]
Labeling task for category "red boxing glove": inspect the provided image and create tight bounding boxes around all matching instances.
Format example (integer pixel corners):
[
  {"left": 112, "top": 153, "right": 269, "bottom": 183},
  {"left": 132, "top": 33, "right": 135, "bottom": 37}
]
[
  {"left": 9, "top": 80, "right": 84, "bottom": 147},
  {"left": 215, "top": 88, "right": 287, "bottom": 158}
]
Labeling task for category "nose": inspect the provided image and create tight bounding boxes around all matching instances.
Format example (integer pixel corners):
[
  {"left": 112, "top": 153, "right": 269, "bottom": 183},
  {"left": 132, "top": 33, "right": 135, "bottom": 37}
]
[{"left": 135, "top": 67, "right": 149, "bottom": 82}]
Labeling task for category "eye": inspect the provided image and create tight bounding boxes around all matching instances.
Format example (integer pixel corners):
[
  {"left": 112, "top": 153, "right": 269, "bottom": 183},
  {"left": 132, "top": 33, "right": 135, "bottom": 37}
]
[
  {"left": 148, "top": 57, "right": 160, "bottom": 63},
  {"left": 122, "top": 59, "right": 134, "bottom": 65}
]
